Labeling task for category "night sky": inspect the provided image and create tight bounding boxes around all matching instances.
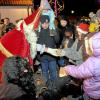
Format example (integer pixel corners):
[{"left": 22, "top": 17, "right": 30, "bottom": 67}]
[
  {"left": 34, "top": 0, "right": 99, "bottom": 16},
  {"left": 63, "top": 0, "right": 99, "bottom": 16}
]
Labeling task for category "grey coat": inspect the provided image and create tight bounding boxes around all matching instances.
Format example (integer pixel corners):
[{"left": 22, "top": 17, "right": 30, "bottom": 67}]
[
  {"left": 0, "top": 83, "right": 25, "bottom": 100},
  {"left": 63, "top": 39, "right": 83, "bottom": 65}
]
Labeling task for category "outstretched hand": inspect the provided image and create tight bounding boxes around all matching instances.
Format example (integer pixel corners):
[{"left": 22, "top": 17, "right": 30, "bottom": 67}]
[
  {"left": 59, "top": 67, "right": 68, "bottom": 77},
  {"left": 45, "top": 48, "right": 65, "bottom": 57}
]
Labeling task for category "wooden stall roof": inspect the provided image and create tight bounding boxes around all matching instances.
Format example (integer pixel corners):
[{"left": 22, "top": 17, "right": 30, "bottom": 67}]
[{"left": 0, "top": 0, "right": 33, "bottom": 6}]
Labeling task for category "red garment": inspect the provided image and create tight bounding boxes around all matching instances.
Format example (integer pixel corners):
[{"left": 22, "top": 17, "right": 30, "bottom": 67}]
[
  {"left": 0, "top": 8, "right": 42, "bottom": 83},
  {"left": 24, "top": 8, "right": 41, "bottom": 30},
  {"left": 0, "top": 29, "right": 33, "bottom": 82}
]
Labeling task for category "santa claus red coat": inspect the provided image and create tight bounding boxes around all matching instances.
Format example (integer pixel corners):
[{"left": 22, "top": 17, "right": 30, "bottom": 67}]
[
  {"left": 0, "top": 29, "right": 33, "bottom": 82},
  {"left": 0, "top": 8, "right": 42, "bottom": 83}
]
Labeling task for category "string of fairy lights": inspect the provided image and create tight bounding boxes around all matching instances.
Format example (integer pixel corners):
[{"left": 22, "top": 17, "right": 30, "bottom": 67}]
[
  {"left": 32, "top": 0, "right": 64, "bottom": 16},
  {"left": 49, "top": 0, "right": 64, "bottom": 16}
]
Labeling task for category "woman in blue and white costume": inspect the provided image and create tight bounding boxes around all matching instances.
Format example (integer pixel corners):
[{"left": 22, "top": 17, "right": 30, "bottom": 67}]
[
  {"left": 38, "top": 0, "right": 56, "bottom": 32},
  {"left": 37, "top": 0, "right": 60, "bottom": 83}
]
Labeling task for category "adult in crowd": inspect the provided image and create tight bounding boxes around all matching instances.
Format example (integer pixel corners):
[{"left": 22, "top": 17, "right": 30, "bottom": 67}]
[
  {"left": 0, "top": 19, "right": 5, "bottom": 38},
  {"left": 3, "top": 18, "right": 15, "bottom": 33},
  {"left": 58, "top": 15, "right": 75, "bottom": 47}
]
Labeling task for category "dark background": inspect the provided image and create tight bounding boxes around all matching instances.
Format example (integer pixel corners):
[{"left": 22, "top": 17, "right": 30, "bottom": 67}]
[
  {"left": 34, "top": 0, "right": 100, "bottom": 16},
  {"left": 63, "top": 0, "right": 99, "bottom": 16}
]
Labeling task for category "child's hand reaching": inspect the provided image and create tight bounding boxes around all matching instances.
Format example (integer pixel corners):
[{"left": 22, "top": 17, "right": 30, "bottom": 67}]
[{"left": 59, "top": 67, "right": 68, "bottom": 77}]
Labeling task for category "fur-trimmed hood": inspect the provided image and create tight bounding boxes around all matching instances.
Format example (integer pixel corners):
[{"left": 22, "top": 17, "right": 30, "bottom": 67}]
[{"left": 91, "top": 32, "right": 100, "bottom": 57}]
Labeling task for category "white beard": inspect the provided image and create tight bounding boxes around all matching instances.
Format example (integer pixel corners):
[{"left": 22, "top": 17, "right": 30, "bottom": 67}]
[{"left": 23, "top": 22, "right": 38, "bottom": 59}]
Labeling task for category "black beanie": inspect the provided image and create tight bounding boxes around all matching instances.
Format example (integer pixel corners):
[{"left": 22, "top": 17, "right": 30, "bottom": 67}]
[
  {"left": 40, "top": 15, "right": 50, "bottom": 24},
  {"left": 65, "top": 27, "right": 73, "bottom": 33},
  {"left": 60, "top": 15, "right": 68, "bottom": 21}
]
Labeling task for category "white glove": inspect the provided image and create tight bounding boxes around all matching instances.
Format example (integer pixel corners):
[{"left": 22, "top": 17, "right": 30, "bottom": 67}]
[{"left": 36, "top": 44, "right": 45, "bottom": 54}]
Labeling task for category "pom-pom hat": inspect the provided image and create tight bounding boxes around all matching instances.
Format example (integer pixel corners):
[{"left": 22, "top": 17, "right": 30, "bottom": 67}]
[{"left": 77, "top": 23, "right": 89, "bottom": 34}]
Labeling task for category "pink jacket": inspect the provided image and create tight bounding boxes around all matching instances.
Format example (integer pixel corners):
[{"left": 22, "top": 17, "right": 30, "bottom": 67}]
[{"left": 65, "top": 32, "right": 100, "bottom": 99}]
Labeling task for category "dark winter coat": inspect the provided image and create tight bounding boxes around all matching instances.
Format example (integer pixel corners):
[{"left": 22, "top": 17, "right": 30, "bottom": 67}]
[{"left": 37, "top": 28, "right": 59, "bottom": 61}]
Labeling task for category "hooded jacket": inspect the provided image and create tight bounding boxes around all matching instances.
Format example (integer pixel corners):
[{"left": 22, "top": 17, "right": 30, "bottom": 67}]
[{"left": 65, "top": 32, "right": 100, "bottom": 99}]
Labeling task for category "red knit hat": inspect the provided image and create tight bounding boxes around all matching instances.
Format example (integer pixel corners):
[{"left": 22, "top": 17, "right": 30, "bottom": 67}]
[{"left": 77, "top": 23, "right": 89, "bottom": 34}]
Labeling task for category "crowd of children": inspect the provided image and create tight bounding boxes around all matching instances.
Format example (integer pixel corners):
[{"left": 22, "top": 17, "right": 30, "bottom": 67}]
[{"left": 0, "top": 0, "right": 100, "bottom": 99}]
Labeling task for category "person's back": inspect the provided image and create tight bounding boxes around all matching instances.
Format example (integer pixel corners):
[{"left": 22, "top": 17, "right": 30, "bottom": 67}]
[{"left": 1, "top": 56, "right": 36, "bottom": 100}]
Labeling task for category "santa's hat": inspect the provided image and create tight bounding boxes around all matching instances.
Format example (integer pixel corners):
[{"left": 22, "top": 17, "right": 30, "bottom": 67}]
[
  {"left": 24, "top": 8, "right": 42, "bottom": 30},
  {"left": 16, "top": 8, "right": 42, "bottom": 32},
  {"left": 77, "top": 23, "right": 89, "bottom": 34}
]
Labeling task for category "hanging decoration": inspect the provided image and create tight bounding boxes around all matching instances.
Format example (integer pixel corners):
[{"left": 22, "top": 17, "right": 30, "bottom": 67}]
[{"left": 49, "top": 0, "right": 64, "bottom": 16}]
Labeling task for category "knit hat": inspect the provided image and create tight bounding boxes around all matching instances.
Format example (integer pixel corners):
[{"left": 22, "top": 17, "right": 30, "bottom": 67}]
[
  {"left": 77, "top": 23, "right": 89, "bottom": 34},
  {"left": 65, "top": 27, "right": 73, "bottom": 33},
  {"left": 60, "top": 15, "right": 68, "bottom": 21},
  {"left": 40, "top": 15, "right": 50, "bottom": 24}
]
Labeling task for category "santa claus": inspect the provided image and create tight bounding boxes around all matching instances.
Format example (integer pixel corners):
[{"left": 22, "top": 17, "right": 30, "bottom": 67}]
[
  {"left": 0, "top": 6, "right": 43, "bottom": 82},
  {"left": 0, "top": 0, "right": 56, "bottom": 82}
]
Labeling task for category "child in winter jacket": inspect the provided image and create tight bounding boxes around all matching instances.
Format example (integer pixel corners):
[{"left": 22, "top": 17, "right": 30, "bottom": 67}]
[{"left": 59, "top": 32, "right": 100, "bottom": 100}]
